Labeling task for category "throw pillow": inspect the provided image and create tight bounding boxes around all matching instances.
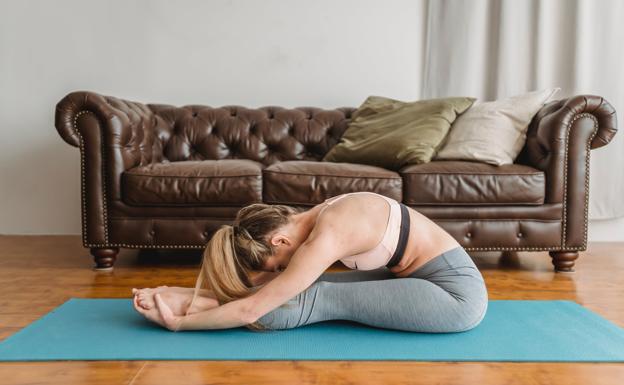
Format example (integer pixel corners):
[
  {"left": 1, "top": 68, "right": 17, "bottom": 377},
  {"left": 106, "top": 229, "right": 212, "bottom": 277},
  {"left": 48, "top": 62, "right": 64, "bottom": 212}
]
[
  {"left": 433, "top": 88, "right": 561, "bottom": 166},
  {"left": 323, "top": 96, "right": 476, "bottom": 170}
]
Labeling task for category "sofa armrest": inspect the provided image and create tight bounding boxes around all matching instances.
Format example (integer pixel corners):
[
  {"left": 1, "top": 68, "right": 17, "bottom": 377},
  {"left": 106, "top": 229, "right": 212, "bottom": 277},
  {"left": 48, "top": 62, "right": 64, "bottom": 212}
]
[
  {"left": 525, "top": 95, "right": 616, "bottom": 154},
  {"left": 517, "top": 95, "right": 617, "bottom": 249},
  {"left": 56, "top": 90, "right": 159, "bottom": 147},
  {"left": 55, "top": 90, "right": 163, "bottom": 246}
]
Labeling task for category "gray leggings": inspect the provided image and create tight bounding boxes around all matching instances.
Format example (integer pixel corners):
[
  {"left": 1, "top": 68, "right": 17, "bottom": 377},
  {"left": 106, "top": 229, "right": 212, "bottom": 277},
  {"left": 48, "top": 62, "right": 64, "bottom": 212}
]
[{"left": 256, "top": 246, "right": 488, "bottom": 333}]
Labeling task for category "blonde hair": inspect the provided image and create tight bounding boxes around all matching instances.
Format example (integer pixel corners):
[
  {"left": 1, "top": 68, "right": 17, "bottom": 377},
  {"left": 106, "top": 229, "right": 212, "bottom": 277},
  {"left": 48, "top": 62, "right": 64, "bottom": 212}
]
[{"left": 182, "top": 203, "right": 302, "bottom": 332}]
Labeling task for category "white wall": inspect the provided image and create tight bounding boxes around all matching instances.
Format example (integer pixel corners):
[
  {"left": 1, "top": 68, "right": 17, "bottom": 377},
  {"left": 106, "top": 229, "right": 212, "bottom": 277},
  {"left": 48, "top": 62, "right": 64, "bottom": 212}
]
[
  {"left": 0, "top": 0, "right": 426, "bottom": 234},
  {"left": 0, "top": 0, "right": 622, "bottom": 241}
]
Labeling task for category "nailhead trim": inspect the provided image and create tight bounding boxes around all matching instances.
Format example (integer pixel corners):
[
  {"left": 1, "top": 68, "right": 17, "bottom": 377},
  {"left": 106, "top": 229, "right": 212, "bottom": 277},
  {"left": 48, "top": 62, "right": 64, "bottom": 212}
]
[
  {"left": 561, "top": 113, "right": 598, "bottom": 250},
  {"left": 84, "top": 243, "right": 207, "bottom": 249},
  {"left": 465, "top": 246, "right": 583, "bottom": 251},
  {"left": 71, "top": 110, "right": 597, "bottom": 253},
  {"left": 583, "top": 116, "right": 599, "bottom": 250},
  {"left": 76, "top": 243, "right": 587, "bottom": 252},
  {"left": 73, "top": 110, "right": 109, "bottom": 245}
]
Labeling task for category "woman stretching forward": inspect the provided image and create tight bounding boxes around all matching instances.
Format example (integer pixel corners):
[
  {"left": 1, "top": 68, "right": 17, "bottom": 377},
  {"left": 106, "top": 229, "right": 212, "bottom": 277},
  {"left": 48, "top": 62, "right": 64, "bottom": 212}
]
[{"left": 133, "top": 191, "right": 488, "bottom": 332}]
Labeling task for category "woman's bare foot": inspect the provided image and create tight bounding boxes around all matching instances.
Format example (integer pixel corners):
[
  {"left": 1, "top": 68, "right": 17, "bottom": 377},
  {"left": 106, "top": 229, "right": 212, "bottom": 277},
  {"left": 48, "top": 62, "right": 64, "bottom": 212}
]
[
  {"left": 132, "top": 286, "right": 193, "bottom": 309},
  {"left": 134, "top": 289, "right": 191, "bottom": 315},
  {"left": 132, "top": 286, "right": 219, "bottom": 315},
  {"left": 132, "top": 286, "right": 164, "bottom": 309}
]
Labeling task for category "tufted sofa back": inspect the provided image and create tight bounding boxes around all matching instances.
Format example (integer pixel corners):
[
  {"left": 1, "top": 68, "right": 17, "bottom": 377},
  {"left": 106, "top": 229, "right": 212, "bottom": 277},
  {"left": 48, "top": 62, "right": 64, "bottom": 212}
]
[{"left": 147, "top": 104, "right": 356, "bottom": 166}]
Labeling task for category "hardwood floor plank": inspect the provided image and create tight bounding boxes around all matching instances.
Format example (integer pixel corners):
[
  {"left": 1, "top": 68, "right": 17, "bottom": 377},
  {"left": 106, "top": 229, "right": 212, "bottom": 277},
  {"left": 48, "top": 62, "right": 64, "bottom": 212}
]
[{"left": 0, "top": 361, "right": 147, "bottom": 385}]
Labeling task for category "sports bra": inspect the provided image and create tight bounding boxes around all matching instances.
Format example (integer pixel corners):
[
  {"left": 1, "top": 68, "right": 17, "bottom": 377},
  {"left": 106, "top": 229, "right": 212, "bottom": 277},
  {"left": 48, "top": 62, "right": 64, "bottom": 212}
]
[{"left": 320, "top": 192, "right": 403, "bottom": 270}]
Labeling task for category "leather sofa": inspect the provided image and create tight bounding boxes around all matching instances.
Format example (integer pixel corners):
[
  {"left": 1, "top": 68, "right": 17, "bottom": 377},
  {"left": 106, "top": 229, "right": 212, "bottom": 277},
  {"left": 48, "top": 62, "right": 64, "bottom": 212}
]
[{"left": 55, "top": 91, "right": 618, "bottom": 272}]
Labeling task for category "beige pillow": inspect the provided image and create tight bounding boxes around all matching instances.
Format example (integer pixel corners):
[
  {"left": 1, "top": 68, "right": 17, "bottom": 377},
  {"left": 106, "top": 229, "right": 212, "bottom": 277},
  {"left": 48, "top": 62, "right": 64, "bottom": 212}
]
[
  {"left": 323, "top": 96, "right": 475, "bottom": 170},
  {"left": 433, "top": 88, "right": 560, "bottom": 166}
]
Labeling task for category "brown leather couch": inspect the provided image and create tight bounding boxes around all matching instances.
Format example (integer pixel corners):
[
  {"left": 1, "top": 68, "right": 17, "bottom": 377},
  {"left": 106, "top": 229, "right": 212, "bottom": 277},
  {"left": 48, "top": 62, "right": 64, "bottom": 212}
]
[{"left": 55, "top": 91, "right": 618, "bottom": 272}]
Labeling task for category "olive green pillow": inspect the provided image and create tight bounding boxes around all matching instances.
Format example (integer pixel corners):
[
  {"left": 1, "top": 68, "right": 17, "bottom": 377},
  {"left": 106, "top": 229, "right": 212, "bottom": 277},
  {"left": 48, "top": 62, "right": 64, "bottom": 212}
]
[{"left": 323, "top": 96, "right": 476, "bottom": 170}]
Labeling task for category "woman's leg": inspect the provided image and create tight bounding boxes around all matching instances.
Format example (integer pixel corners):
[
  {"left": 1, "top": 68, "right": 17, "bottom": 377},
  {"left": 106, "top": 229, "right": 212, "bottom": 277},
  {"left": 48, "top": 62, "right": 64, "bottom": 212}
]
[{"left": 256, "top": 247, "right": 488, "bottom": 333}]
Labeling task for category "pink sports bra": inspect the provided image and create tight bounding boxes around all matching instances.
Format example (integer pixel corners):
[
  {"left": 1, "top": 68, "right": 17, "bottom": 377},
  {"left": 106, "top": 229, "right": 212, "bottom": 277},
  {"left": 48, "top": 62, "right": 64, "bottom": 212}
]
[{"left": 321, "top": 192, "right": 403, "bottom": 270}]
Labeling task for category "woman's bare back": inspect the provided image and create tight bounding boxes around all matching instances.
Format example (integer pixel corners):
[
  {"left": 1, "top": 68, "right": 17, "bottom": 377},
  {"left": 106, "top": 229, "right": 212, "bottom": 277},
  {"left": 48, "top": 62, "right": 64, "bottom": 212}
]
[
  {"left": 310, "top": 192, "right": 461, "bottom": 277},
  {"left": 391, "top": 208, "right": 461, "bottom": 277}
]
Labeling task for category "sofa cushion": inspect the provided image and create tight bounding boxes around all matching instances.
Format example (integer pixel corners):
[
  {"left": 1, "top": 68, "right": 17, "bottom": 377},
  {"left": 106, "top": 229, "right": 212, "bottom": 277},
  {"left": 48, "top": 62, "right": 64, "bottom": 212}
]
[
  {"left": 122, "top": 159, "right": 263, "bottom": 206},
  {"left": 433, "top": 88, "right": 560, "bottom": 166},
  {"left": 400, "top": 160, "right": 545, "bottom": 205},
  {"left": 322, "top": 96, "right": 475, "bottom": 170},
  {"left": 263, "top": 161, "right": 402, "bottom": 205}
]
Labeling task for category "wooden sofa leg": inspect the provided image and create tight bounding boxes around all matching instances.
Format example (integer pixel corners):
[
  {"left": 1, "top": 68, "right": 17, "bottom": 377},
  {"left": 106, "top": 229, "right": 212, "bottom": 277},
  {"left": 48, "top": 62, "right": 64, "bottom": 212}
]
[
  {"left": 549, "top": 251, "right": 578, "bottom": 272},
  {"left": 90, "top": 247, "right": 119, "bottom": 271}
]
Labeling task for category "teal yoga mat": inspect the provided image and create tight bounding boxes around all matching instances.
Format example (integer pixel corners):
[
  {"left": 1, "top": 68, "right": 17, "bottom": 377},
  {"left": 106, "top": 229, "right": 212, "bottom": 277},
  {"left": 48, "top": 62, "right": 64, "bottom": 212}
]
[{"left": 1, "top": 299, "right": 623, "bottom": 362}]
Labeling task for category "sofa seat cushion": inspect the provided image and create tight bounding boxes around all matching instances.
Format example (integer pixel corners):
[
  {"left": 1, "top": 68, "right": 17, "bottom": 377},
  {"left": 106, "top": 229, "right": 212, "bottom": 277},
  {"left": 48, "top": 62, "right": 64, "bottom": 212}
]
[
  {"left": 263, "top": 161, "right": 402, "bottom": 205},
  {"left": 400, "top": 160, "right": 545, "bottom": 205},
  {"left": 122, "top": 159, "right": 263, "bottom": 206}
]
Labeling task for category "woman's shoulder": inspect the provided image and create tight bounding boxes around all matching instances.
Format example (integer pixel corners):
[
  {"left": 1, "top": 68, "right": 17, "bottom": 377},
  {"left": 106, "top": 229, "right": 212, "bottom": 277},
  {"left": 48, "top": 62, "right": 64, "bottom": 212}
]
[
  {"left": 310, "top": 193, "right": 390, "bottom": 255},
  {"left": 314, "top": 193, "right": 388, "bottom": 234},
  {"left": 323, "top": 193, "right": 348, "bottom": 205},
  {"left": 323, "top": 191, "right": 388, "bottom": 205}
]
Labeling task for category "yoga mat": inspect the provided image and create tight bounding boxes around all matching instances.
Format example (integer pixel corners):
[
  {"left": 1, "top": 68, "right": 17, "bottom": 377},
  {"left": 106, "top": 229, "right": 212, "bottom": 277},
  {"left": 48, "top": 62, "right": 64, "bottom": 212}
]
[{"left": 1, "top": 299, "right": 623, "bottom": 362}]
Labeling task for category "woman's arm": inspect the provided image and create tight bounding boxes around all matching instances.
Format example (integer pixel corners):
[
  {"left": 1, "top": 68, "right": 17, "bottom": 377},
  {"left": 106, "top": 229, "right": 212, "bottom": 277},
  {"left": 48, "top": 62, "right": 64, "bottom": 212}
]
[
  {"left": 161, "top": 273, "right": 280, "bottom": 330},
  {"left": 172, "top": 272, "right": 281, "bottom": 330},
  {"left": 174, "top": 297, "right": 253, "bottom": 330}
]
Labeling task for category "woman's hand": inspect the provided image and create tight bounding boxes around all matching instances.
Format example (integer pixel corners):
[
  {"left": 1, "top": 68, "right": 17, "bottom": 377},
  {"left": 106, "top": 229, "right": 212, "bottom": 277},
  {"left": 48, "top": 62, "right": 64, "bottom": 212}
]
[{"left": 133, "top": 293, "right": 184, "bottom": 332}]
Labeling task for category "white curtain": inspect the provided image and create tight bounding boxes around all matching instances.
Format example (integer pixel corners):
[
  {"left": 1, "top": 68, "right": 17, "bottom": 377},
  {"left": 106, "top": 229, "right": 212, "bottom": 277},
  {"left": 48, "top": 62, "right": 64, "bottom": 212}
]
[{"left": 418, "top": 0, "right": 624, "bottom": 220}]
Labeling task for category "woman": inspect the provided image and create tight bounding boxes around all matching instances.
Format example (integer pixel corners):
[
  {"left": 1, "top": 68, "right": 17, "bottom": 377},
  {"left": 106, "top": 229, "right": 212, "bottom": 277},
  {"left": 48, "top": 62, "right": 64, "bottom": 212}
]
[{"left": 132, "top": 191, "right": 488, "bottom": 333}]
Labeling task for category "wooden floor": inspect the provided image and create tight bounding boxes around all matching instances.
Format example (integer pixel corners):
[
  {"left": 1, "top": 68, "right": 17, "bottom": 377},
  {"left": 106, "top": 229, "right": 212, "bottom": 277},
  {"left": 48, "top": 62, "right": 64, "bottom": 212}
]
[{"left": 1, "top": 235, "right": 623, "bottom": 384}]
